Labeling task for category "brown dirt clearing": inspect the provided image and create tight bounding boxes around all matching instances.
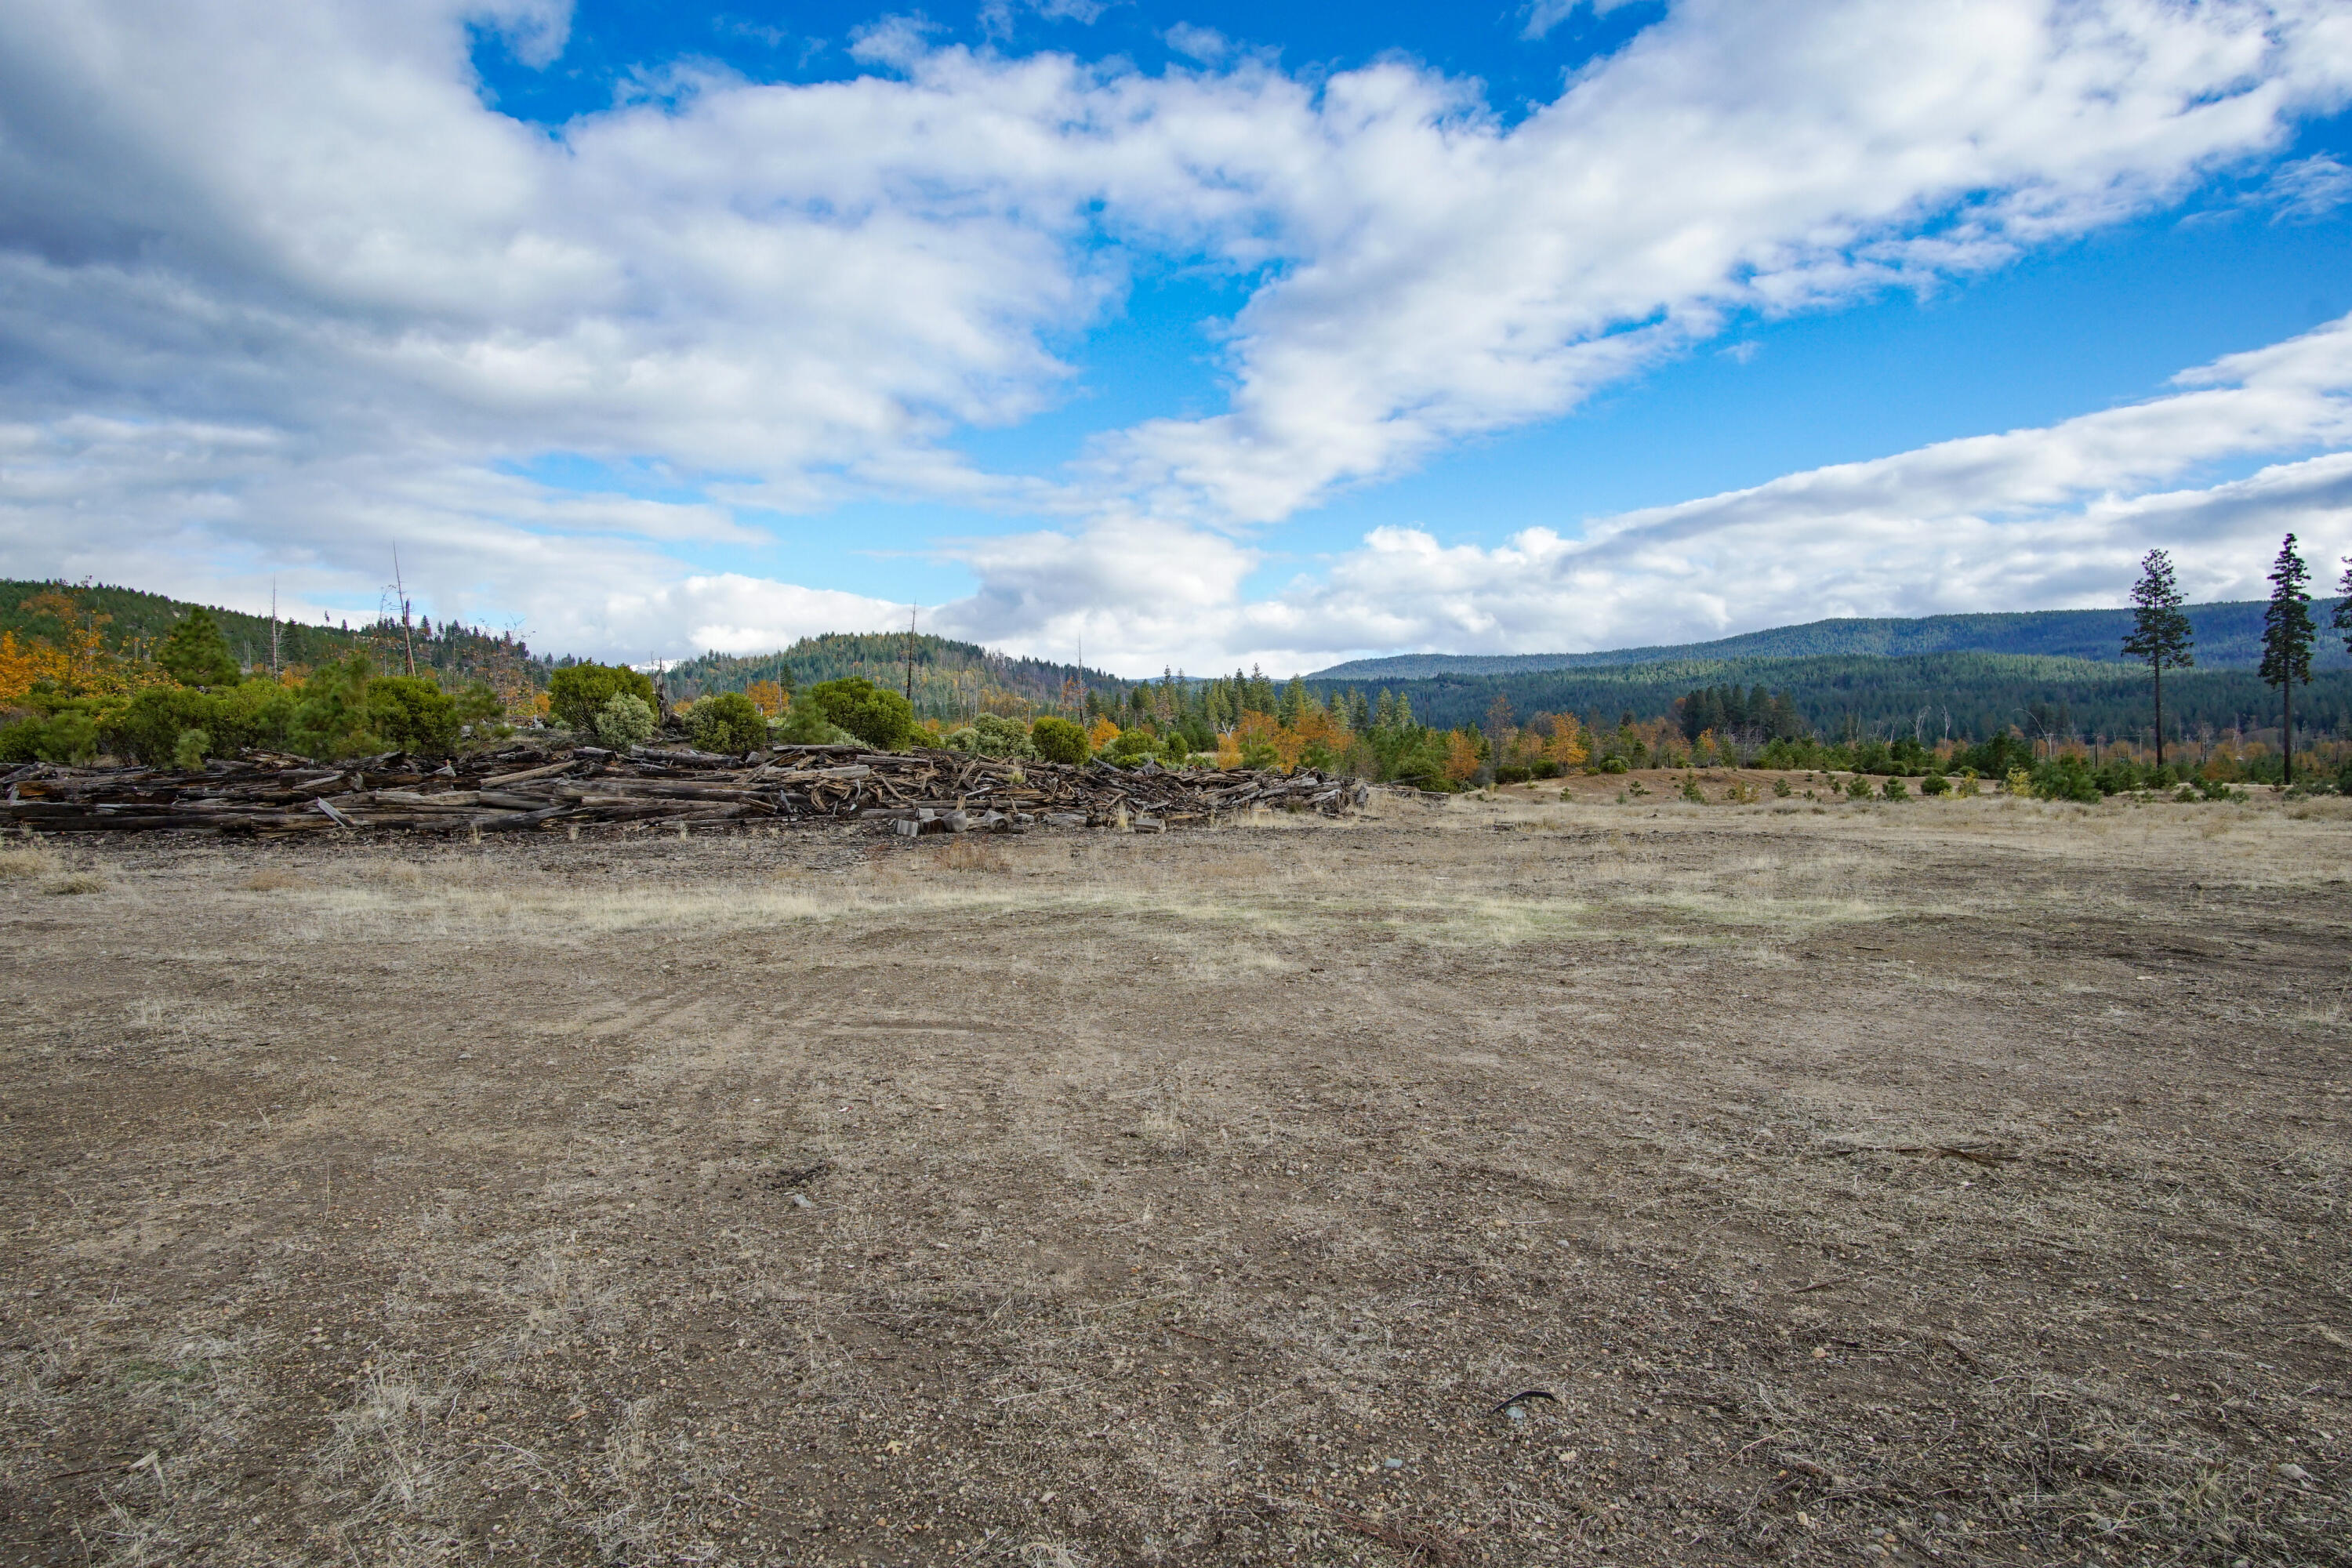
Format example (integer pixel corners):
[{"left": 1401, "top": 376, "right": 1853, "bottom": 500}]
[{"left": 2, "top": 792, "right": 2348, "bottom": 1566}]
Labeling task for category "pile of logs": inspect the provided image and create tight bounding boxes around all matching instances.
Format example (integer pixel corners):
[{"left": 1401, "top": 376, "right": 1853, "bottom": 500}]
[{"left": 1, "top": 743, "right": 1370, "bottom": 837}]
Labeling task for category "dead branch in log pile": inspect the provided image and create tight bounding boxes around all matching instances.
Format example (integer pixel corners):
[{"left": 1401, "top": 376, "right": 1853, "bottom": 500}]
[{"left": 0, "top": 744, "right": 1372, "bottom": 837}]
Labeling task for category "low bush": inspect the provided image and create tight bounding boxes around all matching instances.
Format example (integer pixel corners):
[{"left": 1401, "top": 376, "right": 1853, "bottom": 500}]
[
  {"left": 549, "top": 663, "right": 656, "bottom": 732},
  {"left": 364, "top": 676, "right": 460, "bottom": 755},
  {"left": 1882, "top": 776, "right": 1909, "bottom": 799},
  {"left": 2030, "top": 755, "right": 2101, "bottom": 804},
  {"left": 946, "top": 713, "right": 1041, "bottom": 760},
  {"left": 1033, "top": 716, "right": 1089, "bottom": 766},
  {"left": 595, "top": 693, "right": 659, "bottom": 748},
  {"left": 771, "top": 699, "right": 858, "bottom": 746},
  {"left": 1598, "top": 756, "right": 1628, "bottom": 775},
  {"left": 804, "top": 678, "right": 914, "bottom": 751},
  {"left": 1, "top": 704, "right": 103, "bottom": 764},
  {"left": 1845, "top": 775, "right": 1871, "bottom": 799},
  {"left": 1919, "top": 772, "right": 1949, "bottom": 796},
  {"left": 687, "top": 691, "right": 765, "bottom": 754}
]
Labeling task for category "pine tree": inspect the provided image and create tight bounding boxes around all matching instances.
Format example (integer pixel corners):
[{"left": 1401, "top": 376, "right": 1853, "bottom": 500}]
[
  {"left": 2258, "top": 534, "right": 2314, "bottom": 786},
  {"left": 157, "top": 607, "right": 241, "bottom": 688},
  {"left": 2119, "top": 548, "right": 2194, "bottom": 768},
  {"left": 1278, "top": 675, "right": 1308, "bottom": 728},
  {"left": 2335, "top": 556, "right": 2351, "bottom": 659}
]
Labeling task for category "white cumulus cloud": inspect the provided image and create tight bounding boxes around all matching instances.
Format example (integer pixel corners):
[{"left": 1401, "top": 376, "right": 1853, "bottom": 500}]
[{"left": 0, "top": 0, "right": 2349, "bottom": 670}]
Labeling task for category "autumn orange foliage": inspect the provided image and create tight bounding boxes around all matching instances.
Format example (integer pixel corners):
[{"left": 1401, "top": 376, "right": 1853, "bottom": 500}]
[
  {"left": 1443, "top": 730, "right": 1482, "bottom": 784},
  {"left": 1544, "top": 713, "right": 1588, "bottom": 769},
  {"left": 0, "top": 630, "right": 57, "bottom": 702}
]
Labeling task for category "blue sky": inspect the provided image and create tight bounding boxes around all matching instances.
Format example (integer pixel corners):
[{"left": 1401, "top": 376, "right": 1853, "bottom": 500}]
[{"left": 3, "top": 0, "right": 2351, "bottom": 672}]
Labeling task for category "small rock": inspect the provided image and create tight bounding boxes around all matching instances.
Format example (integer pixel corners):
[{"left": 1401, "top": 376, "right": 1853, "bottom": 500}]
[
  {"left": 790, "top": 1192, "right": 814, "bottom": 1210},
  {"left": 1383, "top": 1457, "right": 1404, "bottom": 1470},
  {"left": 2275, "top": 1462, "right": 2310, "bottom": 1483},
  {"left": 1504, "top": 1406, "right": 1526, "bottom": 1422}
]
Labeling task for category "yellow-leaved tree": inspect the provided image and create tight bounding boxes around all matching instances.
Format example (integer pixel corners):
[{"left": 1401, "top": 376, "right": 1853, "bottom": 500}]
[
  {"left": 1443, "top": 729, "right": 1483, "bottom": 785},
  {"left": 0, "top": 631, "right": 63, "bottom": 702},
  {"left": 1545, "top": 713, "right": 1588, "bottom": 770}
]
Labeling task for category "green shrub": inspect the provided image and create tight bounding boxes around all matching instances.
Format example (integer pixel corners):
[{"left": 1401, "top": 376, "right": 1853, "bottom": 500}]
[
  {"left": 771, "top": 699, "right": 856, "bottom": 746},
  {"left": 946, "top": 713, "right": 1041, "bottom": 760},
  {"left": 1919, "top": 772, "right": 1950, "bottom": 796},
  {"left": 687, "top": 691, "right": 765, "bottom": 754},
  {"left": 2030, "top": 755, "right": 2101, "bottom": 804},
  {"left": 1032, "top": 715, "right": 1089, "bottom": 766},
  {"left": 364, "top": 676, "right": 460, "bottom": 756},
  {"left": 804, "top": 677, "right": 914, "bottom": 751},
  {"left": 1882, "top": 776, "right": 1909, "bottom": 800},
  {"left": 548, "top": 663, "right": 656, "bottom": 732},
  {"left": 109, "top": 681, "right": 299, "bottom": 764},
  {"left": 2094, "top": 758, "right": 2146, "bottom": 796},
  {"left": 289, "top": 655, "right": 384, "bottom": 759},
  {"left": 1844, "top": 775, "right": 1871, "bottom": 799},
  {"left": 171, "top": 728, "right": 210, "bottom": 768},
  {"left": 594, "top": 693, "right": 659, "bottom": 748},
  {"left": 1679, "top": 775, "right": 1705, "bottom": 802},
  {"left": 0, "top": 706, "right": 103, "bottom": 764},
  {"left": 455, "top": 682, "right": 504, "bottom": 732},
  {"left": 1773, "top": 776, "right": 1792, "bottom": 797},
  {"left": 1599, "top": 756, "right": 1628, "bottom": 775},
  {"left": 108, "top": 685, "right": 221, "bottom": 765}
]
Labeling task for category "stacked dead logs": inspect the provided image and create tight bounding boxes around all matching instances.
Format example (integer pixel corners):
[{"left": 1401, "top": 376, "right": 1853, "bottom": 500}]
[{"left": 0, "top": 744, "right": 1370, "bottom": 837}]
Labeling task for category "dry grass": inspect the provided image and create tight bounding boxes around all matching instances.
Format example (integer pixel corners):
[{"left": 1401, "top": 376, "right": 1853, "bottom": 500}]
[
  {"left": 0, "top": 840, "right": 60, "bottom": 880},
  {"left": 1, "top": 797, "right": 2347, "bottom": 1566},
  {"left": 42, "top": 870, "right": 108, "bottom": 895},
  {"left": 237, "top": 869, "right": 316, "bottom": 892}
]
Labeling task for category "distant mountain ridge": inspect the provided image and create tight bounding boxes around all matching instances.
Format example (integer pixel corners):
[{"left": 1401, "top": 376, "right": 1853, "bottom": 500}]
[{"left": 1309, "top": 599, "right": 2350, "bottom": 681}]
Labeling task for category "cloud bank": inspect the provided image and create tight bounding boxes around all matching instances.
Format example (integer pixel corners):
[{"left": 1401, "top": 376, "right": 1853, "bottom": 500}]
[{"left": 1, "top": 0, "right": 2348, "bottom": 669}]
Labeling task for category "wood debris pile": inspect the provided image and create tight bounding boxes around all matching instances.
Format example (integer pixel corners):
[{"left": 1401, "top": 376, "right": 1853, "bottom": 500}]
[{"left": 2, "top": 743, "right": 1370, "bottom": 837}]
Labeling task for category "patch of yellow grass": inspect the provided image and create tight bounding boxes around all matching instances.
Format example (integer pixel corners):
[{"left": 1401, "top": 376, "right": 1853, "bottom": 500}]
[
  {"left": 43, "top": 872, "right": 107, "bottom": 896},
  {"left": 0, "top": 842, "right": 60, "bottom": 880}
]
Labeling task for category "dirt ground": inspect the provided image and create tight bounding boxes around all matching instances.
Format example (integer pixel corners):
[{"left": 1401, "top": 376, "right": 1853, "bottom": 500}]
[{"left": 2, "top": 783, "right": 2348, "bottom": 1567}]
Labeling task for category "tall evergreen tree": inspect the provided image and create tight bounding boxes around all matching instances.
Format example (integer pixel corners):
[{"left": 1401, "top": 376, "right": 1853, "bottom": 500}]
[
  {"left": 2336, "top": 555, "right": 2352, "bottom": 659},
  {"left": 1277, "top": 675, "right": 1308, "bottom": 728},
  {"left": 156, "top": 607, "right": 241, "bottom": 688},
  {"left": 2258, "top": 534, "right": 2314, "bottom": 786},
  {"left": 2119, "top": 548, "right": 2194, "bottom": 768}
]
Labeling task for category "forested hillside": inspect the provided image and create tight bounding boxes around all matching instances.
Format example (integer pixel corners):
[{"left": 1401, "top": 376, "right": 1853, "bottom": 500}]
[
  {"left": 661, "top": 633, "right": 1135, "bottom": 721},
  {"left": 1315, "top": 652, "right": 2352, "bottom": 743},
  {"left": 1312, "top": 599, "right": 2352, "bottom": 680},
  {"left": 0, "top": 579, "right": 554, "bottom": 695}
]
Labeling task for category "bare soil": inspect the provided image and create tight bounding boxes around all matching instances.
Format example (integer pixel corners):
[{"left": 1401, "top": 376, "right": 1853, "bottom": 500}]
[{"left": 2, "top": 788, "right": 2348, "bottom": 1566}]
